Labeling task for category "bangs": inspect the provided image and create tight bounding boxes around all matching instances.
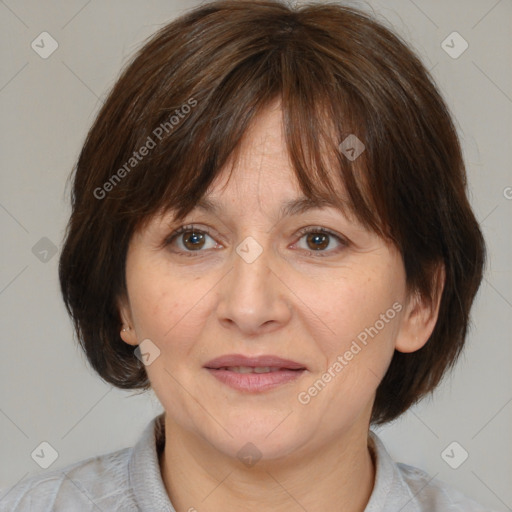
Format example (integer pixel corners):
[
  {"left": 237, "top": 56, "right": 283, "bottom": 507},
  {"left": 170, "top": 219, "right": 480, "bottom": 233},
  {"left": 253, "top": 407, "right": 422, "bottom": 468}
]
[{"left": 114, "top": 24, "right": 388, "bottom": 240}]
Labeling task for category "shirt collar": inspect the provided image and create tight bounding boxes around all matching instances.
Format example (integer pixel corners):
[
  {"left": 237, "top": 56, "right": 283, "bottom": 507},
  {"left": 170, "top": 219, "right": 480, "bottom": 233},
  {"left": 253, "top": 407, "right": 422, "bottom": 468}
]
[
  {"left": 129, "top": 414, "right": 421, "bottom": 512},
  {"left": 129, "top": 412, "right": 176, "bottom": 512},
  {"left": 364, "top": 431, "right": 421, "bottom": 512}
]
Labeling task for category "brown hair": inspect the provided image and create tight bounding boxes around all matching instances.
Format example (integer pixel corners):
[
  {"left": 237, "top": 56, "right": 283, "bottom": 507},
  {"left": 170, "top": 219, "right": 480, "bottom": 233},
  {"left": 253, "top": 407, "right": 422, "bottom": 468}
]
[{"left": 58, "top": 0, "right": 486, "bottom": 424}]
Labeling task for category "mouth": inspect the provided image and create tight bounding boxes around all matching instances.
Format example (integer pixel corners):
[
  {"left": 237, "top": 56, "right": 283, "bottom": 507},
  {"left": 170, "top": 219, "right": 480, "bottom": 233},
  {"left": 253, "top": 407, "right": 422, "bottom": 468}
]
[
  {"left": 204, "top": 354, "right": 307, "bottom": 392},
  {"left": 211, "top": 366, "right": 300, "bottom": 373}
]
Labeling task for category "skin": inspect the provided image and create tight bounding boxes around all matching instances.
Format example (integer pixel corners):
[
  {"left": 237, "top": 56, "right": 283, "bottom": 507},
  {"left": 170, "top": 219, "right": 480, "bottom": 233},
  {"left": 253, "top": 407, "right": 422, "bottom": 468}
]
[{"left": 118, "top": 99, "right": 444, "bottom": 512}]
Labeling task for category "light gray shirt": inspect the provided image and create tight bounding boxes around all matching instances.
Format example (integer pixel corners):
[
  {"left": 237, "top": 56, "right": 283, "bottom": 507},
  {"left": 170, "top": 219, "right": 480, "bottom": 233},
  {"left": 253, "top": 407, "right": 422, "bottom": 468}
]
[{"left": 0, "top": 413, "right": 494, "bottom": 511}]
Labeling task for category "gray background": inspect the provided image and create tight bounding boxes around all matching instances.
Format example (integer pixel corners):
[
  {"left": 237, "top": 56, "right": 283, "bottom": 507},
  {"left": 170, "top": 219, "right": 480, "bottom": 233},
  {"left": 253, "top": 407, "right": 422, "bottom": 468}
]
[{"left": 1, "top": 0, "right": 511, "bottom": 510}]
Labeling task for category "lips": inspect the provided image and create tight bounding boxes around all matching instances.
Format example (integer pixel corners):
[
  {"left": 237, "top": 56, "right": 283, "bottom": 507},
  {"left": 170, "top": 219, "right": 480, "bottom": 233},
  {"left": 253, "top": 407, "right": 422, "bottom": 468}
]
[
  {"left": 204, "top": 354, "right": 306, "bottom": 371},
  {"left": 204, "top": 354, "right": 307, "bottom": 392}
]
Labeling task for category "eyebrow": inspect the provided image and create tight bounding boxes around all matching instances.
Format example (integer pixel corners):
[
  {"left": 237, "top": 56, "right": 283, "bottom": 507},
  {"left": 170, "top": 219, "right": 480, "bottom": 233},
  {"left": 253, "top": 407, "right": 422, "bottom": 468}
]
[{"left": 194, "top": 195, "right": 345, "bottom": 221}]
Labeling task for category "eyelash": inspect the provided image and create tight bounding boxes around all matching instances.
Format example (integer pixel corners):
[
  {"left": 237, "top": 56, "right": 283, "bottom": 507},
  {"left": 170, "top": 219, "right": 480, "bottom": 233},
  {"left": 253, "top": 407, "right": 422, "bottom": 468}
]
[{"left": 163, "top": 224, "right": 348, "bottom": 258}]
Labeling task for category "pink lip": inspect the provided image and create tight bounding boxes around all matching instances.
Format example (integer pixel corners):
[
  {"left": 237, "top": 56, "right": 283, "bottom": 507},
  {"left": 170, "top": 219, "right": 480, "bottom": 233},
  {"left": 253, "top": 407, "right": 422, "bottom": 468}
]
[
  {"left": 204, "top": 354, "right": 306, "bottom": 370},
  {"left": 204, "top": 354, "right": 307, "bottom": 393}
]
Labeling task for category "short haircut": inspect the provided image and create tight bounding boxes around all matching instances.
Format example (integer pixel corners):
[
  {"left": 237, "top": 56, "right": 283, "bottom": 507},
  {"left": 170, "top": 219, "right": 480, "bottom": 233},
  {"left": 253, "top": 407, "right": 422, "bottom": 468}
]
[{"left": 58, "top": 0, "right": 486, "bottom": 424}]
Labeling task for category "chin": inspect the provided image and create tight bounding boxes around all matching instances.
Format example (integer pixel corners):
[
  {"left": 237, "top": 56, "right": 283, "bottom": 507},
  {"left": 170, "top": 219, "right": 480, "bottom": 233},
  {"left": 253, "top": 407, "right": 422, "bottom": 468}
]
[
  {"left": 202, "top": 414, "right": 311, "bottom": 463},
  {"left": 217, "top": 434, "right": 304, "bottom": 465}
]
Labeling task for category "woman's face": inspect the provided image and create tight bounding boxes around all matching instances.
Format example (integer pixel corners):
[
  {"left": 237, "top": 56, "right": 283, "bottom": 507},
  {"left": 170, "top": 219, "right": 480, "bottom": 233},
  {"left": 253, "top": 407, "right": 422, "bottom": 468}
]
[{"left": 119, "top": 101, "right": 421, "bottom": 461}]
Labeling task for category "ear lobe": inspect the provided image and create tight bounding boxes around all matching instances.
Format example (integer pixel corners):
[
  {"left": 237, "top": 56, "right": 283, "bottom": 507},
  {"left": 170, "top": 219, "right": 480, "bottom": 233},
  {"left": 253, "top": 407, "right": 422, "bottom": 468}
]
[
  {"left": 395, "top": 263, "right": 446, "bottom": 354},
  {"left": 117, "top": 295, "right": 138, "bottom": 346}
]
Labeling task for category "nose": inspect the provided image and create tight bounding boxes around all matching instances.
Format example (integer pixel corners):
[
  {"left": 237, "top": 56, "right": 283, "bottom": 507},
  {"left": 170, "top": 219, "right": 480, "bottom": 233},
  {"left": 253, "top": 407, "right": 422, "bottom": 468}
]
[{"left": 216, "top": 236, "right": 292, "bottom": 336}]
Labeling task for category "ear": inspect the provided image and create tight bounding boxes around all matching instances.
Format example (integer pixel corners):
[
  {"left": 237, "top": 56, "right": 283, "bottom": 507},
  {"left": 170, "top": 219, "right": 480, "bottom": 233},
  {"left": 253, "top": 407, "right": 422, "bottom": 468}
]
[
  {"left": 117, "top": 294, "right": 138, "bottom": 347},
  {"left": 395, "top": 263, "right": 445, "bottom": 353}
]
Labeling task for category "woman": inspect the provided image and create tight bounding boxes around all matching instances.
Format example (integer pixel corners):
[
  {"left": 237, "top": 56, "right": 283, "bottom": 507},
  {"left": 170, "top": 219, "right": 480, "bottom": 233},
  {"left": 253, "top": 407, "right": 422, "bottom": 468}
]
[{"left": 2, "top": 0, "right": 493, "bottom": 510}]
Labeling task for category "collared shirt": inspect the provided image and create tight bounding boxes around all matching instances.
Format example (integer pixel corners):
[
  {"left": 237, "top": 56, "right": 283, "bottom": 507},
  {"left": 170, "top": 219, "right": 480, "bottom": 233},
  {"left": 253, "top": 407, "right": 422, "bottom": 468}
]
[{"left": 0, "top": 413, "right": 494, "bottom": 511}]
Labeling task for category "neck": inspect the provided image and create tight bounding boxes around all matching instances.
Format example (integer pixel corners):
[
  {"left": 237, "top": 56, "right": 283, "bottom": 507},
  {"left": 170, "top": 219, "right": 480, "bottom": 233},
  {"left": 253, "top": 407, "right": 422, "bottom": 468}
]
[{"left": 159, "top": 416, "right": 376, "bottom": 512}]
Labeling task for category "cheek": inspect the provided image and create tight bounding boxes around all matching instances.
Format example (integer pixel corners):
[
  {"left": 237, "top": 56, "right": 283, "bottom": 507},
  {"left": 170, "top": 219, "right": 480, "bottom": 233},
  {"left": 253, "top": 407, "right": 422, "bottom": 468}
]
[
  {"left": 126, "top": 262, "right": 203, "bottom": 344},
  {"left": 303, "top": 271, "right": 404, "bottom": 416},
  {"left": 137, "top": 282, "right": 227, "bottom": 383},
  {"left": 300, "top": 286, "right": 402, "bottom": 422},
  {"left": 130, "top": 274, "right": 210, "bottom": 402},
  {"left": 308, "top": 270, "right": 404, "bottom": 358},
  {"left": 335, "top": 273, "right": 404, "bottom": 376}
]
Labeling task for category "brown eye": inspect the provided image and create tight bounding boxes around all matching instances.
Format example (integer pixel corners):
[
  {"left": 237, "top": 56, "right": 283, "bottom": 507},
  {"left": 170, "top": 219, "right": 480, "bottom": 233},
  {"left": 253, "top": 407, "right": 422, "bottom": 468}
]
[
  {"left": 295, "top": 227, "right": 348, "bottom": 257},
  {"left": 305, "top": 232, "right": 330, "bottom": 251},
  {"left": 165, "top": 225, "right": 217, "bottom": 256},
  {"left": 181, "top": 230, "right": 207, "bottom": 250}
]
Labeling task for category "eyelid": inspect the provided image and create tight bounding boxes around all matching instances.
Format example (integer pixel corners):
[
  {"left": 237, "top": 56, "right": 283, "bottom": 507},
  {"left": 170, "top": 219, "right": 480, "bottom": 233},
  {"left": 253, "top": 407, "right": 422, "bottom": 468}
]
[
  {"left": 295, "top": 225, "right": 349, "bottom": 245},
  {"left": 161, "top": 223, "right": 219, "bottom": 249}
]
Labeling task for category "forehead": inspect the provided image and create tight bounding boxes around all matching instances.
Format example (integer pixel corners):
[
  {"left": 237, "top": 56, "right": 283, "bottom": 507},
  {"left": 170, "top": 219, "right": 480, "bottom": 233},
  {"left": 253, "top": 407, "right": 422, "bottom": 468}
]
[
  {"left": 192, "top": 101, "right": 351, "bottom": 217},
  {"left": 192, "top": 195, "right": 350, "bottom": 223}
]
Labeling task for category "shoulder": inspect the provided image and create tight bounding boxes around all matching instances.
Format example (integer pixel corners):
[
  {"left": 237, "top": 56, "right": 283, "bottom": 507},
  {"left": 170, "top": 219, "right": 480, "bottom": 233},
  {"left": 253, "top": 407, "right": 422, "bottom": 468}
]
[
  {"left": 396, "top": 462, "right": 495, "bottom": 512},
  {"left": 0, "top": 447, "right": 138, "bottom": 512},
  {"left": 367, "top": 431, "right": 497, "bottom": 512}
]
